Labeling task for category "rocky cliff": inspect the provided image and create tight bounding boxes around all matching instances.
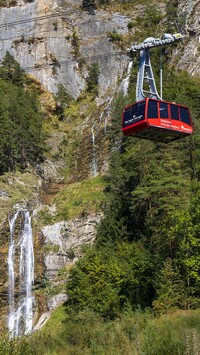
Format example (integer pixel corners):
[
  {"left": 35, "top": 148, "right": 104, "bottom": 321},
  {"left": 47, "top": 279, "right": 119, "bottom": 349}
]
[
  {"left": 0, "top": 0, "right": 200, "bottom": 332},
  {"left": 0, "top": 0, "right": 129, "bottom": 97},
  {"left": 174, "top": 0, "right": 200, "bottom": 76},
  {"left": 0, "top": 0, "right": 199, "bottom": 99}
]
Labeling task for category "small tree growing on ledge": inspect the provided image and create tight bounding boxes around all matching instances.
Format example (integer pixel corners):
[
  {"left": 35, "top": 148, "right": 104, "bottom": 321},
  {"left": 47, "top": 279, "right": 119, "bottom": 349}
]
[
  {"left": 86, "top": 62, "right": 100, "bottom": 95},
  {"left": 55, "top": 84, "right": 73, "bottom": 120},
  {"left": 0, "top": 51, "right": 25, "bottom": 86},
  {"left": 82, "top": 0, "right": 111, "bottom": 8},
  {"left": 82, "top": 0, "right": 96, "bottom": 8}
]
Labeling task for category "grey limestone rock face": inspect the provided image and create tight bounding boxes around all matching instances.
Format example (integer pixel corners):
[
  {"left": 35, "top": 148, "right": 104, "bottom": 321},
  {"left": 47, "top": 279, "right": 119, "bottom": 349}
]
[
  {"left": 33, "top": 311, "right": 50, "bottom": 331},
  {"left": 47, "top": 293, "right": 68, "bottom": 310},
  {"left": 175, "top": 0, "right": 200, "bottom": 76},
  {"left": 0, "top": 0, "right": 129, "bottom": 98},
  {"left": 0, "top": 0, "right": 199, "bottom": 97},
  {"left": 42, "top": 214, "right": 102, "bottom": 281}
]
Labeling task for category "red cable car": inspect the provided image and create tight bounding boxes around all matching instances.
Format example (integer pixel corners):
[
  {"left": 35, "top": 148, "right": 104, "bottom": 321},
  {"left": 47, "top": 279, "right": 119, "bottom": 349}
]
[{"left": 122, "top": 98, "right": 193, "bottom": 143}]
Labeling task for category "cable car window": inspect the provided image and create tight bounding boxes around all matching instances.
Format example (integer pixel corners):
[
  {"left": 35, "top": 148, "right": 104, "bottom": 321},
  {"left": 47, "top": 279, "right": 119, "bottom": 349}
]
[
  {"left": 180, "top": 107, "right": 191, "bottom": 126},
  {"left": 123, "top": 104, "right": 137, "bottom": 127},
  {"left": 147, "top": 100, "right": 158, "bottom": 118},
  {"left": 123, "top": 102, "right": 145, "bottom": 127},
  {"left": 159, "top": 102, "right": 169, "bottom": 118},
  {"left": 123, "top": 106, "right": 133, "bottom": 127},
  {"left": 170, "top": 104, "right": 179, "bottom": 120},
  {"left": 137, "top": 101, "right": 146, "bottom": 119},
  {"left": 131, "top": 104, "right": 138, "bottom": 120}
]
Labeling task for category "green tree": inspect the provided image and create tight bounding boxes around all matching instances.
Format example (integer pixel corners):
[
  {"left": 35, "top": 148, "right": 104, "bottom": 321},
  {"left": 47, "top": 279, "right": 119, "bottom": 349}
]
[
  {"left": 0, "top": 78, "right": 45, "bottom": 173},
  {"left": 172, "top": 187, "right": 200, "bottom": 306},
  {"left": 131, "top": 148, "right": 191, "bottom": 258},
  {"left": 67, "top": 242, "right": 153, "bottom": 319},
  {"left": 55, "top": 84, "right": 72, "bottom": 120},
  {"left": 0, "top": 51, "right": 25, "bottom": 86},
  {"left": 153, "top": 258, "right": 188, "bottom": 314},
  {"left": 82, "top": 0, "right": 96, "bottom": 7},
  {"left": 86, "top": 62, "right": 100, "bottom": 94}
]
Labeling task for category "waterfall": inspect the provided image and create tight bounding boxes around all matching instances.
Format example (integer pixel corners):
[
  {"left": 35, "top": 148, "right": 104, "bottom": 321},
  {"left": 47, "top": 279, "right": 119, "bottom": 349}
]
[
  {"left": 121, "top": 61, "right": 133, "bottom": 96},
  {"left": 8, "top": 210, "right": 34, "bottom": 337},
  {"left": 91, "top": 124, "right": 98, "bottom": 177},
  {"left": 99, "top": 111, "right": 104, "bottom": 124},
  {"left": 104, "top": 97, "right": 113, "bottom": 133},
  {"left": 8, "top": 211, "right": 19, "bottom": 335},
  {"left": 91, "top": 97, "right": 113, "bottom": 174}
]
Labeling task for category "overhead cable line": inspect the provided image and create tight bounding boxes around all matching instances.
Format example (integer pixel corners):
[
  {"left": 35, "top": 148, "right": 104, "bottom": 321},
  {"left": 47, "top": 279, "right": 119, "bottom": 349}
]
[
  {"left": 0, "top": 7, "right": 113, "bottom": 30},
  {"left": 0, "top": 13, "right": 58, "bottom": 28},
  {"left": 22, "top": 51, "right": 126, "bottom": 72},
  {"left": 0, "top": 27, "right": 109, "bottom": 42},
  {"left": 0, "top": 9, "right": 80, "bottom": 29}
]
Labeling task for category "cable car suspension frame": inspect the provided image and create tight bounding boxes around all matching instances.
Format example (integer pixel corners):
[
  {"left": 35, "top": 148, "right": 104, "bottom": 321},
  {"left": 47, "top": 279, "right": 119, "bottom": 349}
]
[{"left": 128, "top": 33, "right": 184, "bottom": 102}]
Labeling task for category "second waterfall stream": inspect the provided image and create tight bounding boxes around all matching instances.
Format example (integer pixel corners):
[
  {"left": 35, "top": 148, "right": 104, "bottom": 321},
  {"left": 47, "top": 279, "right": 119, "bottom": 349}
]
[{"left": 8, "top": 210, "right": 34, "bottom": 337}]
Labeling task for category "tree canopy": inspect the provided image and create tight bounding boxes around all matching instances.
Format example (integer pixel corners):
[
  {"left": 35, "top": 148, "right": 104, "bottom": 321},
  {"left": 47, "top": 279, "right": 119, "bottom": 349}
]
[
  {"left": 66, "top": 65, "right": 200, "bottom": 317},
  {"left": 0, "top": 52, "right": 46, "bottom": 174}
]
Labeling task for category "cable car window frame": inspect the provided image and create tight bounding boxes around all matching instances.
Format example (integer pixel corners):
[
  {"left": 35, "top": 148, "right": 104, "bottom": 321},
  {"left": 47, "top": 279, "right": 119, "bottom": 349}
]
[
  {"left": 122, "top": 101, "right": 146, "bottom": 128},
  {"left": 159, "top": 101, "right": 169, "bottom": 119},
  {"left": 180, "top": 107, "right": 191, "bottom": 126},
  {"left": 170, "top": 104, "right": 179, "bottom": 121},
  {"left": 137, "top": 100, "right": 146, "bottom": 120},
  {"left": 123, "top": 106, "right": 134, "bottom": 127},
  {"left": 147, "top": 99, "right": 158, "bottom": 118}
]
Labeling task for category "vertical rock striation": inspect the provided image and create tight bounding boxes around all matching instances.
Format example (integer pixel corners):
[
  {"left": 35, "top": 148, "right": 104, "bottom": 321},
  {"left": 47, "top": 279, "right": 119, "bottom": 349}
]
[
  {"left": 175, "top": 0, "right": 200, "bottom": 76},
  {"left": 0, "top": 0, "right": 129, "bottom": 97}
]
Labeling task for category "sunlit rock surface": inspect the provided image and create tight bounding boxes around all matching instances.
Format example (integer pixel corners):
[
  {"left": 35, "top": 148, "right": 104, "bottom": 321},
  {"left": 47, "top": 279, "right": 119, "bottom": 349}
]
[
  {"left": 0, "top": 0, "right": 129, "bottom": 97},
  {"left": 42, "top": 214, "right": 101, "bottom": 281},
  {"left": 175, "top": 0, "right": 200, "bottom": 76}
]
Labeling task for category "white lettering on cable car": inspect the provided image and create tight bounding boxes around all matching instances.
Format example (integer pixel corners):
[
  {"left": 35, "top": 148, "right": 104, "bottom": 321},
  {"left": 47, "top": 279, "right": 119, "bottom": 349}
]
[
  {"left": 161, "top": 119, "right": 170, "bottom": 124},
  {"left": 171, "top": 125, "right": 179, "bottom": 130},
  {"left": 132, "top": 115, "right": 143, "bottom": 121},
  {"left": 181, "top": 125, "right": 192, "bottom": 132},
  {"left": 160, "top": 119, "right": 171, "bottom": 128},
  {"left": 125, "top": 115, "right": 143, "bottom": 125},
  {"left": 161, "top": 124, "right": 170, "bottom": 127}
]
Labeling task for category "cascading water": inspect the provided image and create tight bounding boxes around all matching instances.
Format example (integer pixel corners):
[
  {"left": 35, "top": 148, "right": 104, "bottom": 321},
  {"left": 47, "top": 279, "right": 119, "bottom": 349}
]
[
  {"left": 120, "top": 61, "right": 133, "bottom": 96},
  {"left": 91, "top": 123, "right": 98, "bottom": 177},
  {"left": 8, "top": 210, "right": 34, "bottom": 337},
  {"left": 8, "top": 211, "right": 19, "bottom": 335},
  {"left": 99, "top": 111, "right": 104, "bottom": 125},
  {"left": 104, "top": 97, "right": 113, "bottom": 133},
  {"left": 91, "top": 97, "right": 114, "bottom": 175}
]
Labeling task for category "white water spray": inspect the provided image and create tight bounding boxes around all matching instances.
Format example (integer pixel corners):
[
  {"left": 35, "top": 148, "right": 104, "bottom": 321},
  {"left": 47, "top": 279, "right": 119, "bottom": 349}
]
[
  {"left": 91, "top": 97, "right": 113, "bottom": 174},
  {"left": 8, "top": 211, "right": 19, "bottom": 334},
  {"left": 104, "top": 97, "right": 113, "bottom": 133},
  {"left": 121, "top": 61, "right": 133, "bottom": 96},
  {"left": 8, "top": 211, "right": 34, "bottom": 337},
  {"left": 91, "top": 124, "right": 98, "bottom": 177},
  {"left": 99, "top": 111, "right": 104, "bottom": 125}
]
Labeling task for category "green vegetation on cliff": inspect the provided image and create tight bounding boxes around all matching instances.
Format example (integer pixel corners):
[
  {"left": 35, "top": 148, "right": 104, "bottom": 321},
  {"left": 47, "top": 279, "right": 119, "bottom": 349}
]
[
  {"left": 54, "top": 176, "right": 106, "bottom": 221},
  {"left": 0, "top": 52, "right": 46, "bottom": 174}
]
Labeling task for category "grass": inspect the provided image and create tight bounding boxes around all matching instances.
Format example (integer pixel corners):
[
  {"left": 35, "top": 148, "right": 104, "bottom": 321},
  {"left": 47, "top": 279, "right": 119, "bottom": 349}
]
[
  {"left": 54, "top": 176, "right": 107, "bottom": 221},
  {"left": 25, "top": 307, "right": 200, "bottom": 355},
  {"left": 0, "top": 170, "right": 38, "bottom": 223},
  {"left": 1, "top": 306, "right": 200, "bottom": 354},
  {"left": 140, "top": 310, "right": 200, "bottom": 355}
]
